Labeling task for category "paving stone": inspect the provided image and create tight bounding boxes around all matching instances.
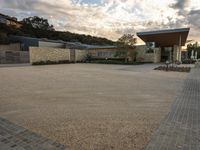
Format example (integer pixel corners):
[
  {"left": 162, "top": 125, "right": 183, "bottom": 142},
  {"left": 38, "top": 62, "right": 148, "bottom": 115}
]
[
  {"left": 0, "top": 118, "right": 68, "bottom": 150},
  {"left": 146, "top": 67, "right": 200, "bottom": 150}
]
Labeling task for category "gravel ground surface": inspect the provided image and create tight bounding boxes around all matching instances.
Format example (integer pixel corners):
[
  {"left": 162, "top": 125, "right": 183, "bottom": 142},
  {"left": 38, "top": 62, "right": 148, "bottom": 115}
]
[{"left": 0, "top": 64, "right": 188, "bottom": 150}]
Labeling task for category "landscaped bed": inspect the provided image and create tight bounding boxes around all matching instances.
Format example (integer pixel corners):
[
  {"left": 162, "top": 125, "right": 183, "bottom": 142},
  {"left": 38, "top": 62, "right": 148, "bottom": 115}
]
[
  {"left": 32, "top": 60, "right": 70, "bottom": 65},
  {"left": 32, "top": 60, "right": 143, "bottom": 65},
  {"left": 154, "top": 66, "right": 191, "bottom": 72},
  {"left": 89, "top": 60, "right": 143, "bottom": 65}
]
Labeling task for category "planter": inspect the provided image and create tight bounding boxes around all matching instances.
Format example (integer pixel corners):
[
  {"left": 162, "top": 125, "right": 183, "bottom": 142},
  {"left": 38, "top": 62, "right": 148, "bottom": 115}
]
[{"left": 154, "top": 66, "right": 191, "bottom": 72}]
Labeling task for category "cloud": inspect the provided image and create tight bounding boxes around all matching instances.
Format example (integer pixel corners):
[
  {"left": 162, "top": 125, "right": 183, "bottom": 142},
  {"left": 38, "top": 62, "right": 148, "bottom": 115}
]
[
  {"left": 170, "top": 0, "right": 190, "bottom": 17},
  {"left": 169, "top": 0, "right": 200, "bottom": 41},
  {"left": 170, "top": 0, "right": 189, "bottom": 9},
  {"left": 188, "top": 9, "right": 200, "bottom": 28},
  {"left": 0, "top": 0, "right": 200, "bottom": 42}
]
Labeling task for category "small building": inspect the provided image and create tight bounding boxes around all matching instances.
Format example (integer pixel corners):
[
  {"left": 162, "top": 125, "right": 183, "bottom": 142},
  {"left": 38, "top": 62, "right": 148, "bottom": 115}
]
[
  {"left": 0, "top": 13, "right": 22, "bottom": 28},
  {"left": 9, "top": 35, "right": 118, "bottom": 59},
  {"left": 136, "top": 28, "right": 190, "bottom": 63},
  {"left": 8, "top": 35, "right": 119, "bottom": 63}
]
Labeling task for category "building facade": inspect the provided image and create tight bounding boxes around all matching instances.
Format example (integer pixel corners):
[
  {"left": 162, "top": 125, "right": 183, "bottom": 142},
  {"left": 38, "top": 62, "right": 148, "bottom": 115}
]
[
  {"left": 137, "top": 28, "right": 190, "bottom": 63},
  {"left": 4, "top": 28, "right": 190, "bottom": 64}
]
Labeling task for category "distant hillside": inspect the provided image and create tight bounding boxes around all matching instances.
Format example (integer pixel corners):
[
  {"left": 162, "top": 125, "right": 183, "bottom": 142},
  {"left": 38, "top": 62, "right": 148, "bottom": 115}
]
[{"left": 0, "top": 23, "right": 115, "bottom": 45}]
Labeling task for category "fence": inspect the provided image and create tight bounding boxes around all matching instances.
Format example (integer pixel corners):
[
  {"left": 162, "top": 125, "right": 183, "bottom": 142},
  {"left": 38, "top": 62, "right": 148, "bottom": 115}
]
[{"left": 0, "top": 50, "right": 29, "bottom": 64}]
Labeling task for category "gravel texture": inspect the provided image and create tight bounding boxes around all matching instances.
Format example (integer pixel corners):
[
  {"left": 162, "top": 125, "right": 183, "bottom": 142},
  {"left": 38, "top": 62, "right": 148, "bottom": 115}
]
[{"left": 0, "top": 64, "right": 188, "bottom": 150}]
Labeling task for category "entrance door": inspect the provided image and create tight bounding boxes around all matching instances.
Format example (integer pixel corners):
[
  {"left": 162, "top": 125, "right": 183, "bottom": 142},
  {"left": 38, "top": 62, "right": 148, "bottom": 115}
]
[{"left": 161, "top": 47, "right": 173, "bottom": 62}]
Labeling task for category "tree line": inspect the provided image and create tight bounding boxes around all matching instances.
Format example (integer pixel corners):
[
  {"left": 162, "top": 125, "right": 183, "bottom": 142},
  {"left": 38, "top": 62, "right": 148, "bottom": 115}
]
[
  {"left": 0, "top": 15, "right": 139, "bottom": 62},
  {"left": 0, "top": 16, "right": 114, "bottom": 45},
  {"left": 187, "top": 42, "right": 200, "bottom": 59}
]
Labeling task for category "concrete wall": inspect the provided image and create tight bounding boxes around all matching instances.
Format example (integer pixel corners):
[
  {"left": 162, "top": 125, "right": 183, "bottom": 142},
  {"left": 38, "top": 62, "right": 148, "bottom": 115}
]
[
  {"left": 29, "top": 47, "right": 70, "bottom": 64},
  {"left": 0, "top": 43, "right": 21, "bottom": 51},
  {"left": 39, "top": 41, "right": 65, "bottom": 48},
  {"left": 173, "top": 45, "right": 182, "bottom": 62},
  {"left": 154, "top": 48, "right": 161, "bottom": 63}
]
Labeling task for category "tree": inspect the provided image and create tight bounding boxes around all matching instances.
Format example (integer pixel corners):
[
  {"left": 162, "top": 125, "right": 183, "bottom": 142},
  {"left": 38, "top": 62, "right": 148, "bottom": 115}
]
[
  {"left": 187, "top": 42, "right": 200, "bottom": 59},
  {"left": 117, "top": 34, "right": 137, "bottom": 47},
  {"left": 129, "top": 50, "right": 138, "bottom": 62},
  {"left": 115, "top": 34, "right": 137, "bottom": 62},
  {"left": 0, "top": 32, "right": 9, "bottom": 44},
  {"left": 22, "top": 16, "right": 55, "bottom": 31},
  {"left": 2, "top": 14, "right": 115, "bottom": 45},
  {"left": 84, "top": 52, "right": 93, "bottom": 62}
]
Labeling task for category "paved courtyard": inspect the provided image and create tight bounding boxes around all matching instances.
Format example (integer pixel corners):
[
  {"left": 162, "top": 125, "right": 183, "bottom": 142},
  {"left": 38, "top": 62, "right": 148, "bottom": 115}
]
[
  {"left": 0, "top": 64, "right": 188, "bottom": 150},
  {"left": 146, "top": 66, "right": 200, "bottom": 150},
  {"left": 0, "top": 117, "right": 67, "bottom": 150}
]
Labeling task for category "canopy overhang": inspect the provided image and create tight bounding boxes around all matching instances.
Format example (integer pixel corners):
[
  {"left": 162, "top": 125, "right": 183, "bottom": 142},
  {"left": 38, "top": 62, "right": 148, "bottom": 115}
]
[{"left": 137, "top": 28, "right": 190, "bottom": 47}]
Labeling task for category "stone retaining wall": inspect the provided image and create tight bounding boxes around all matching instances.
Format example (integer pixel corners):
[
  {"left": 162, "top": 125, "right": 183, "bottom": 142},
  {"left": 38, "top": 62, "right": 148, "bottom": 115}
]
[
  {"left": 29, "top": 46, "right": 162, "bottom": 64},
  {"left": 136, "top": 45, "right": 161, "bottom": 63},
  {"left": 29, "top": 47, "right": 70, "bottom": 64}
]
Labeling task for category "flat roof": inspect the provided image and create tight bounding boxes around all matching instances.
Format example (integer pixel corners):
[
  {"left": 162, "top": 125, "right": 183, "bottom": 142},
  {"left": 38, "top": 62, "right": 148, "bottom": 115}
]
[
  {"left": 9, "top": 35, "right": 116, "bottom": 49},
  {"left": 137, "top": 28, "right": 190, "bottom": 47}
]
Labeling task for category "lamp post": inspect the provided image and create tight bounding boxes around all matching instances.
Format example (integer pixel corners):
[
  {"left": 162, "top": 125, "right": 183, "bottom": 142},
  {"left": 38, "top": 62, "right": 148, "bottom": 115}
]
[{"left": 166, "top": 60, "right": 170, "bottom": 71}]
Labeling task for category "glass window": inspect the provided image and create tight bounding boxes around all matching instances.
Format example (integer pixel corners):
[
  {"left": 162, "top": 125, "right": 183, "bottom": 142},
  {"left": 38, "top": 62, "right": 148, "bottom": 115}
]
[
  {"left": 146, "top": 48, "right": 154, "bottom": 53},
  {"left": 97, "top": 51, "right": 113, "bottom": 57},
  {"left": 97, "top": 52, "right": 102, "bottom": 57}
]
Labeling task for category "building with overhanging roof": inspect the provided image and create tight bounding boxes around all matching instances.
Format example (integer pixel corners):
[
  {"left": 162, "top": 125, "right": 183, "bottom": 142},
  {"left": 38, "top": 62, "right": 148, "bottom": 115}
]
[
  {"left": 136, "top": 28, "right": 190, "bottom": 63},
  {"left": 3, "top": 28, "right": 190, "bottom": 64}
]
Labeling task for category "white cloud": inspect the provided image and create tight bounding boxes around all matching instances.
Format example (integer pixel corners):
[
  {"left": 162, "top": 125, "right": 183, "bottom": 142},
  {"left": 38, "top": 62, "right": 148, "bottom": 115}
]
[{"left": 0, "top": 0, "right": 200, "bottom": 42}]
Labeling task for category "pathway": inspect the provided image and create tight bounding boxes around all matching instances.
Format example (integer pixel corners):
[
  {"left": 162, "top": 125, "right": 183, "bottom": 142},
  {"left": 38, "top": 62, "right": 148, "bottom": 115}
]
[
  {"left": 146, "top": 67, "right": 200, "bottom": 150},
  {"left": 0, "top": 117, "right": 67, "bottom": 150}
]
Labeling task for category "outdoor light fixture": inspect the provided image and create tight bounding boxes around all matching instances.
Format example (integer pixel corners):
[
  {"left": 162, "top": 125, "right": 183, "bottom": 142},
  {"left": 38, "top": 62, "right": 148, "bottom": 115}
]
[{"left": 165, "top": 60, "right": 170, "bottom": 71}]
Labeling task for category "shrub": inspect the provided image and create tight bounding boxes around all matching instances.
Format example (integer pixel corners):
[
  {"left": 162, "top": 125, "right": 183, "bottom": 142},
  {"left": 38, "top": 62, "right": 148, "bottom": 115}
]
[
  {"left": 32, "top": 60, "right": 70, "bottom": 65},
  {"left": 89, "top": 60, "right": 142, "bottom": 65},
  {"left": 182, "top": 59, "right": 196, "bottom": 64},
  {"left": 84, "top": 53, "right": 92, "bottom": 63},
  {"left": 0, "top": 32, "right": 10, "bottom": 44},
  {"left": 154, "top": 66, "right": 191, "bottom": 72}
]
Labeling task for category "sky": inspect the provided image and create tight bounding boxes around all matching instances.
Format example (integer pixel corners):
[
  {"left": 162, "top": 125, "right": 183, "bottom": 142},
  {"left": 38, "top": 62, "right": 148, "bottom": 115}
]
[{"left": 0, "top": 0, "right": 200, "bottom": 43}]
